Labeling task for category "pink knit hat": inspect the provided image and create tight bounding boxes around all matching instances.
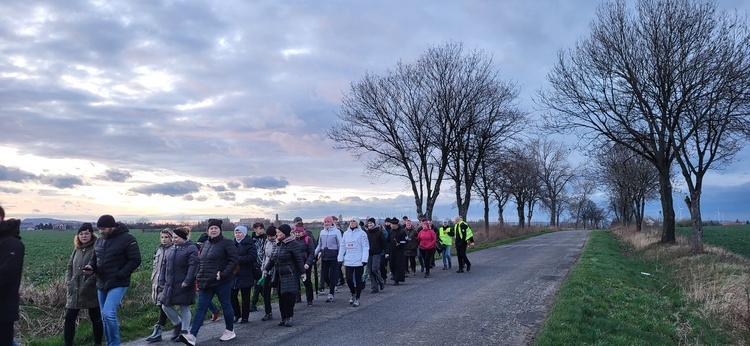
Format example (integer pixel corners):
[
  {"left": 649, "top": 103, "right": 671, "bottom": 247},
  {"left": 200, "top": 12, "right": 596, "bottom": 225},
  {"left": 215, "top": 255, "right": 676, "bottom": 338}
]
[{"left": 324, "top": 215, "right": 334, "bottom": 223}]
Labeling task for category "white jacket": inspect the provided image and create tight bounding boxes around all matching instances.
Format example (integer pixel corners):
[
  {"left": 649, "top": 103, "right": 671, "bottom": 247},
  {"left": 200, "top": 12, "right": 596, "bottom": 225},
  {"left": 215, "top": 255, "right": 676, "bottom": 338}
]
[{"left": 338, "top": 226, "right": 370, "bottom": 266}]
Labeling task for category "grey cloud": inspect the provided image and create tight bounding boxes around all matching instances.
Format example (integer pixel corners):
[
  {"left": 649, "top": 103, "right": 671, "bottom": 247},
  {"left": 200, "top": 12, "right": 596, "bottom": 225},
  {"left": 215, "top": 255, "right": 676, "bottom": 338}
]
[
  {"left": 196, "top": 196, "right": 209, "bottom": 202},
  {"left": 0, "top": 165, "right": 37, "bottom": 182},
  {"left": 39, "top": 175, "right": 85, "bottom": 189},
  {"left": 227, "top": 182, "right": 241, "bottom": 189},
  {"left": 241, "top": 176, "right": 289, "bottom": 189},
  {"left": 182, "top": 195, "right": 195, "bottom": 201},
  {"left": 0, "top": 186, "right": 22, "bottom": 194},
  {"left": 210, "top": 185, "right": 227, "bottom": 192},
  {"left": 130, "top": 180, "right": 202, "bottom": 196},
  {"left": 99, "top": 169, "right": 132, "bottom": 182},
  {"left": 218, "top": 192, "right": 236, "bottom": 201}
]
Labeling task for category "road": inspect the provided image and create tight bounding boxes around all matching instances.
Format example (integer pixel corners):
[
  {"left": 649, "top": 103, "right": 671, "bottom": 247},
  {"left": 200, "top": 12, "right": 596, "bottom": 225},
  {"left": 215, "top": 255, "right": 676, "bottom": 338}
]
[{"left": 124, "top": 230, "right": 590, "bottom": 346}]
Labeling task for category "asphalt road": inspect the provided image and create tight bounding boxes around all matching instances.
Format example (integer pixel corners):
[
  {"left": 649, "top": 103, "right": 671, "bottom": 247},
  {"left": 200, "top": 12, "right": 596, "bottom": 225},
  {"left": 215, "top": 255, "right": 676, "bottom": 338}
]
[{"left": 124, "top": 230, "right": 590, "bottom": 346}]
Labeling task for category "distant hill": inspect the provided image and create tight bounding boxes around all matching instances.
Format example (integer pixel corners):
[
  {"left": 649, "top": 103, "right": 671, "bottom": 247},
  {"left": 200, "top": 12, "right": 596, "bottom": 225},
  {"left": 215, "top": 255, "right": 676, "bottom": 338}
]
[{"left": 22, "top": 218, "right": 83, "bottom": 225}]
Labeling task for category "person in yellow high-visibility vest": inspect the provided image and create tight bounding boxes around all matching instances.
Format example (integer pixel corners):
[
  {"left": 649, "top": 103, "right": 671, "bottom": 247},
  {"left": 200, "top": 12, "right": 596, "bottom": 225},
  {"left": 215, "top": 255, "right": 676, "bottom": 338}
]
[{"left": 453, "top": 216, "right": 474, "bottom": 273}]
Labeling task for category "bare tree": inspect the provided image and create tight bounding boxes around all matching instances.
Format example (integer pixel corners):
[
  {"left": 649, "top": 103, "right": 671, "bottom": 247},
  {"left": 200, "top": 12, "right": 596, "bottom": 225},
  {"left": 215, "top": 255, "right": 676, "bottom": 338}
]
[
  {"left": 530, "top": 138, "right": 577, "bottom": 227},
  {"left": 567, "top": 177, "right": 597, "bottom": 229},
  {"left": 539, "top": 0, "right": 750, "bottom": 246},
  {"left": 502, "top": 147, "right": 542, "bottom": 228}
]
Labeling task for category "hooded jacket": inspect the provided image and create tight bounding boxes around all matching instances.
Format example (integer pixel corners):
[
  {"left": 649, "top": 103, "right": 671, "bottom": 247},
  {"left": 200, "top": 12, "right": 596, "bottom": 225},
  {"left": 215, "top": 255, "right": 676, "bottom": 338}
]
[
  {"left": 315, "top": 226, "right": 343, "bottom": 261},
  {"left": 366, "top": 225, "right": 387, "bottom": 256},
  {"left": 88, "top": 223, "right": 141, "bottom": 292},
  {"left": 265, "top": 236, "right": 305, "bottom": 295},
  {"left": 233, "top": 235, "right": 258, "bottom": 289},
  {"left": 150, "top": 243, "right": 171, "bottom": 305},
  {"left": 160, "top": 240, "right": 199, "bottom": 306},
  {"left": 195, "top": 233, "right": 239, "bottom": 290},
  {"left": 338, "top": 226, "right": 370, "bottom": 267},
  {"left": 66, "top": 234, "right": 98, "bottom": 309}
]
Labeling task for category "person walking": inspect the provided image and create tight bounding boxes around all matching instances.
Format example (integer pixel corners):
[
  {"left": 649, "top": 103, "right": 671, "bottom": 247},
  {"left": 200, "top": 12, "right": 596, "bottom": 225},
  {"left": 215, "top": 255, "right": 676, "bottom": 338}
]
[
  {"left": 294, "top": 223, "right": 315, "bottom": 306},
  {"left": 259, "top": 226, "right": 277, "bottom": 322},
  {"left": 231, "top": 226, "right": 257, "bottom": 324},
  {"left": 160, "top": 227, "right": 198, "bottom": 342},
  {"left": 179, "top": 219, "right": 238, "bottom": 345},
  {"left": 265, "top": 224, "right": 305, "bottom": 327},
  {"left": 404, "top": 221, "right": 419, "bottom": 275},
  {"left": 365, "top": 218, "right": 386, "bottom": 293},
  {"left": 146, "top": 229, "right": 174, "bottom": 342},
  {"left": 64, "top": 223, "right": 103, "bottom": 346},
  {"left": 248, "top": 222, "right": 266, "bottom": 313},
  {"left": 0, "top": 206, "right": 24, "bottom": 346},
  {"left": 453, "top": 216, "right": 474, "bottom": 273},
  {"left": 339, "top": 218, "right": 369, "bottom": 307},
  {"left": 416, "top": 221, "right": 437, "bottom": 278},
  {"left": 314, "top": 216, "right": 342, "bottom": 302},
  {"left": 385, "top": 218, "right": 406, "bottom": 285},
  {"left": 83, "top": 215, "right": 141, "bottom": 346},
  {"left": 437, "top": 219, "right": 453, "bottom": 270}
]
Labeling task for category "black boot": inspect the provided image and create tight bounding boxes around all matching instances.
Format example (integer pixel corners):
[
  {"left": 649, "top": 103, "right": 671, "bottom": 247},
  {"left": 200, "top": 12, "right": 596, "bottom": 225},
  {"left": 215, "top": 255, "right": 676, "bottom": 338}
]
[
  {"left": 145, "top": 324, "right": 163, "bottom": 342},
  {"left": 170, "top": 323, "right": 182, "bottom": 342}
]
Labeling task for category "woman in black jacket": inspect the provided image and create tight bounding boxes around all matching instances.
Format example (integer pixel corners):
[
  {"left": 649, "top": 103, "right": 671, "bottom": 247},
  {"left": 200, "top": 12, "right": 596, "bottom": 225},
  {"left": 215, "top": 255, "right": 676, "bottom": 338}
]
[
  {"left": 159, "top": 227, "right": 198, "bottom": 342},
  {"left": 265, "top": 224, "right": 305, "bottom": 327},
  {"left": 231, "top": 226, "right": 257, "bottom": 324},
  {"left": 179, "top": 219, "right": 239, "bottom": 345}
]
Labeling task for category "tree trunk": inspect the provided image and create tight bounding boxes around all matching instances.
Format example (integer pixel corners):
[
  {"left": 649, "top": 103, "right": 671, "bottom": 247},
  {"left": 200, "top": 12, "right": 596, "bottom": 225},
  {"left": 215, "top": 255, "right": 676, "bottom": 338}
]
[
  {"left": 548, "top": 203, "right": 556, "bottom": 227},
  {"left": 497, "top": 205, "right": 505, "bottom": 225},
  {"left": 689, "top": 191, "right": 704, "bottom": 253},
  {"left": 658, "top": 170, "right": 676, "bottom": 243},
  {"left": 517, "top": 203, "right": 525, "bottom": 228}
]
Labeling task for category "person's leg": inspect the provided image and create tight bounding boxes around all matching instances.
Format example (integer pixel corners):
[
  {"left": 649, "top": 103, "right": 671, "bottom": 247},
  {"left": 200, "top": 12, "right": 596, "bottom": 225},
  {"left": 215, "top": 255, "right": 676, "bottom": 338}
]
[
  {"left": 0, "top": 322, "right": 14, "bottom": 346},
  {"left": 179, "top": 305, "right": 192, "bottom": 332},
  {"left": 240, "top": 287, "right": 251, "bottom": 320},
  {"left": 303, "top": 267, "right": 313, "bottom": 303},
  {"left": 277, "top": 292, "right": 288, "bottom": 319},
  {"left": 162, "top": 305, "right": 182, "bottom": 326},
  {"left": 215, "top": 280, "right": 234, "bottom": 332},
  {"left": 230, "top": 288, "right": 240, "bottom": 322},
  {"left": 321, "top": 260, "right": 331, "bottom": 295},
  {"left": 63, "top": 308, "right": 80, "bottom": 346},
  {"left": 190, "top": 288, "right": 213, "bottom": 337},
  {"left": 88, "top": 307, "right": 103, "bottom": 346},
  {"left": 250, "top": 282, "right": 261, "bottom": 310},
  {"left": 445, "top": 245, "right": 452, "bottom": 268},
  {"left": 262, "top": 279, "right": 273, "bottom": 315},
  {"left": 424, "top": 248, "right": 435, "bottom": 275},
  {"left": 456, "top": 243, "right": 466, "bottom": 271},
  {"left": 157, "top": 305, "right": 168, "bottom": 326},
  {"left": 329, "top": 261, "right": 340, "bottom": 295},
  {"left": 380, "top": 255, "right": 388, "bottom": 283},
  {"left": 99, "top": 287, "right": 127, "bottom": 346},
  {"left": 417, "top": 248, "right": 424, "bottom": 271},
  {"left": 345, "top": 266, "right": 355, "bottom": 295},
  {"left": 354, "top": 266, "right": 364, "bottom": 299}
]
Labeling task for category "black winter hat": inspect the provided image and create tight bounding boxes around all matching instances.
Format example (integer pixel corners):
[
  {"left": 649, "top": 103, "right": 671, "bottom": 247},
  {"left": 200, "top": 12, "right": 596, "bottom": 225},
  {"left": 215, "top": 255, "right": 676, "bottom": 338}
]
[
  {"left": 293, "top": 216, "right": 303, "bottom": 223},
  {"left": 197, "top": 232, "right": 209, "bottom": 243},
  {"left": 174, "top": 228, "right": 189, "bottom": 240},
  {"left": 96, "top": 215, "right": 117, "bottom": 228},
  {"left": 278, "top": 224, "right": 292, "bottom": 237},
  {"left": 367, "top": 218, "right": 376, "bottom": 225},
  {"left": 266, "top": 225, "right": 277, "bottom": 237},
  {"left": 389, "top": 217, "right": 400, "bottom": 225},
  {"left": 207, "top": 219, "right": 222, "bottom": 229},
  {"left": 78, "top": 223, "right": 94, "bottom": 234}
]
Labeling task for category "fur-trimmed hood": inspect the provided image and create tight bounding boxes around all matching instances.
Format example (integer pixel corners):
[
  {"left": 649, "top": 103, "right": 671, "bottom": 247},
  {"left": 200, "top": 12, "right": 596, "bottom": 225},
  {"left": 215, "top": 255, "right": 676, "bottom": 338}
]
[{"left": 74, "top": 233, "right": 97, "bottom": 249}]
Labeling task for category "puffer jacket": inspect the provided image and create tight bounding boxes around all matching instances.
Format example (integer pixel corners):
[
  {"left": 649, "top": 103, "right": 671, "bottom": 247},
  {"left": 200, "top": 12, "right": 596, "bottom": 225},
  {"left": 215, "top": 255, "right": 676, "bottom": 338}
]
[
  {"left": 0, "top": 219, "right": 24, "bottom": 324},
  {"left": 195, "top": 233, "right": 238, "bottom": 290},
  {"left": 404, "top": 227, "right": 419, "bottom": 257},
  {"left": 150, "top": 244, "right": 170, "bottom": 305},
  {"left": 160, "top": 240, "right": 198, "bottom": 306},
  {"left": 295, "top": 234, "right": 315, "bottom": 267},
  {"left": 338, "top": 226, "right": 370, "bottom": 267},
  {"left": 88, "top": 223, "right": 141, "bottom": 291},
  {"left": 66, "top": 235, "right": 98, "bottom": 309},
  {"left": 233, "top": 236, "right": 258, "bottom": 289},
  {"left": 315, "top": 226, "right": 342, "bottom": 261},
  {"left": 265, "top": 236, "right": 304, "bottom": 295},
  {"left": 366, "top": 225, "right": 387, "bottom": 256}
]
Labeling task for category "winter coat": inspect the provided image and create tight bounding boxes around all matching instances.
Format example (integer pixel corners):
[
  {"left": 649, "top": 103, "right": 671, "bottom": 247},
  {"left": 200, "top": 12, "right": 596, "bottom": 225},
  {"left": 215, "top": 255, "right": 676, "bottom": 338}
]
[
  {"left": 251, "top": 233, "right": 266, "bottom": 268},
  {"left": 195, "top": 233, "right": 239, "bottom": 290},
  {"left": 150, "top": 244, "right": 170, "bottom": 305},
  {"left": 233, "top": 236, "right": 258, "bottom": 289},
  {"left": 66, "top": 235, "right": 98, "bottom": 309},
  {"left": 366, "top": 226, "right": 387, "bottom": 256},
  {"left": 454, "top": 221, "right": 474, "bottom": 246},
  {"left": 404, "top": 227, "right": 419, "bottom": 257},
  {"left": 265, "top": 236, "right": 305, "bottom": 295},
  {"left": 88, "top": 223, "right": 141, "bottom": 292},
  {"left": 338, "top": 226, "right": 370, "bottom": 267},
  {"left": 261, "top": 238, "right": 277, "bottom": 274},
  {"left": 416, "top": 228, "right": 437, "bottom": 250},
  {"left": 160, "top": 240, "right": 198, "bottom": 306},
  {"left": 438, "top": 226, "right": 454, "bottom": 246},
  {"left": 315, "top": 226, "right": 343, "bottom": 261},
  {"left": 387, "top": 226, "right": 407, "bottom": 256},
  {"left": 296, "top": 234, "right": 315, "bottom": 267},
  {"left": 0, "top": 219, "right": 24, "bottom": 324}
]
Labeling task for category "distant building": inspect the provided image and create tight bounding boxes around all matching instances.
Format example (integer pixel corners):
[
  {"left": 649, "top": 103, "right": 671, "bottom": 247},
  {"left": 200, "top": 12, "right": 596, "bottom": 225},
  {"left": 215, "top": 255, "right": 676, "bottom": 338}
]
[
  {"left": 20, "top": 221, "right": 35, "bottom": 230},
  {"left": 237, "top": 218, "right": 272, "bottom": 228}
]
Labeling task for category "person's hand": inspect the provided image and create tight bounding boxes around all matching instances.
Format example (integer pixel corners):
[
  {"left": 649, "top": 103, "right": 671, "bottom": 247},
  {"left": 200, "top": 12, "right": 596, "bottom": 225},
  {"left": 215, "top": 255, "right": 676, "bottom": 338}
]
[
  {"left": 83, "top": 265, "right": 93, "bottom": 274},
  {"left": 216, "top": 271, "right": 221, "bottom": 280},
  {"left": 362, "top": 262, "right": 367, "bottom": 266},
  {"left": 338, "top": 261, "right": 343, "bottom": 265},
  {"left": 385, "top": 254, "right": 390, "bottom": 259},
  {"left": 304, "top": 264, "right": 310, "bottom": 270},
  {"left": 181, "top": 282, "right": 188, "bottom": 288},
  {"left": 300, "top": 274, "right": 307, "bottom": 281},
  {"left": 469, "top": 242, "right": 475, "bottom": 247}
]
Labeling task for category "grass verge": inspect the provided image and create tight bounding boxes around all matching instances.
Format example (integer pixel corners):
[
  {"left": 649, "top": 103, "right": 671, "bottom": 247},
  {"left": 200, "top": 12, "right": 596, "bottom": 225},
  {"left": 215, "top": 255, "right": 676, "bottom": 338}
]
[{"left": 534, "top": 230, "right": 735, "bottom": 345}]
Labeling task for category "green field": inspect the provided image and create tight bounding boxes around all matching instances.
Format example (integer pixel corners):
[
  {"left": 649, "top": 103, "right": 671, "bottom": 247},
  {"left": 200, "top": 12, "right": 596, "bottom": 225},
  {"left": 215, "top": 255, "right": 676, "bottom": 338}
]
[{"left": 676, "top": 224, "right": 750, "bottom": 257}]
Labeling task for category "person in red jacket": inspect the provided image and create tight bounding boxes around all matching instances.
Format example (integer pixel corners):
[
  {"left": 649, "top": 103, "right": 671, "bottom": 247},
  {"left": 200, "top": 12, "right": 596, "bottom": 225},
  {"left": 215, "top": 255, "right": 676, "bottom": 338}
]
[{"left": 415, "top": 221, "right": 437, "bottom": 278}]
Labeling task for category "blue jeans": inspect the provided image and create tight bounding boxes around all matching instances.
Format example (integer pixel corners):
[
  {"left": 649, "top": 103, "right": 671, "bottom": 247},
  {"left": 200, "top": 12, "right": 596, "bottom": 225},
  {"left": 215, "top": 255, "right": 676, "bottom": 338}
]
[
  {"left": 191, "top": 280, "right": 234, "bottom": 336},
  {"left": 442, "top": 245, "right": 452, "bottom": 266},
  {"left": 98, "top": 287, "right": 128, "bottom": 346}
]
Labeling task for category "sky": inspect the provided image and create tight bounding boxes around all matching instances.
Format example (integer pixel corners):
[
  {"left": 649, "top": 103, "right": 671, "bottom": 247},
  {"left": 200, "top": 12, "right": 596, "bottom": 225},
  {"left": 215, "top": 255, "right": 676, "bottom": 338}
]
[{"left": 1, "top": 0, "right": 749, "bottom": 224}]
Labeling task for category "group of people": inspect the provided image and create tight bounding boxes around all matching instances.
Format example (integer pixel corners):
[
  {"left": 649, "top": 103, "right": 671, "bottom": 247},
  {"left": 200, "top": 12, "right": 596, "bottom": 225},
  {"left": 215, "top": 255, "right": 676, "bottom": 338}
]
[{"left": 1, "top": 208, "right": 475, "bottom": 346}]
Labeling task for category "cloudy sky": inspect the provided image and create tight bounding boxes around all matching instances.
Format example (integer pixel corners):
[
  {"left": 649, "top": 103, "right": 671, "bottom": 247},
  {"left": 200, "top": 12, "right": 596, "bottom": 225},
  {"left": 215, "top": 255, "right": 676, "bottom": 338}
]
[{"left": 1, "top": 0, "right": 749, "bottom": 224}]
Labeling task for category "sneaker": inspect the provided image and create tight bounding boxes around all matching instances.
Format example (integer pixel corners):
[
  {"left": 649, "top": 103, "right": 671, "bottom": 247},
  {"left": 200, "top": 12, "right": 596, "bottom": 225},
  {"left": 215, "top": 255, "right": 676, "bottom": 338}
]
[
  {"left": 284, "top": 317, "right": 294, "bottom": 327},
  {"left": 352, "top": 299, "right": 360, "bottom": 307},
  {"left": 261, "top": 313, "right": 273, "bottom": 321},
  {"left": 326, "top": 294, "right": 334, "bottom": 302},
  {"left": 456, "top": 269, "right": 465, "bottom": 273},
  {"left": 178, "top": 333, "right": 196, "bottom": 346},
  {"left": 211, "top": 311, "right": 219, "bottom": 321},
  {"left": 467, "top": 265, "right": 471, "bottom": 272},
  {"left": 379, "top": 283, "right": 385, "bottom": 290},
  {"left": 442, "top": 266, "right": 447, "bottom": 270},
  {"left": 334, "top": 286, "right": 338, "bottom": 293},
  {"left": 349, "top": 294, "right": 355, "bottom": 305},
  {"left": 238, "top": 319, "right": 249, "bottom": 324},
  {"left": 219, "top": 329, "right": 236, "bottom": 342},
  {"left": 278, "top": 319, "right": 287, "bottom": 326}
]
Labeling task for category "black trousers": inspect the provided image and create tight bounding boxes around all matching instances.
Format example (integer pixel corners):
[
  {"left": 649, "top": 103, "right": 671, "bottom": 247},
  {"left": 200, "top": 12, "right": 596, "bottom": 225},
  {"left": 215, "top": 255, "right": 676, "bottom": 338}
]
[
  {"left": 261, "top": 278, "right": 273, "bottom": 315},
  {"left": 406, "top": 255, "right": 417, "bottom": 273},
  {"left": 277, "top": 293, "right": 296, "bottom": 319},
  {"left": 379, "top": 255, "right": 389, "bottom": 282},
  {"left": 320, "top": 260, "right": 340, "bottom": 295},
  {"left": 250, "top": 281, "right": 262, "bottom": 307},
  {"left": 64, "top": 307, "right": 103, "bottom": 346},
  {"left": 300, "top": 266, "right": 313, "bottom": 302},
  {"left": 0, "top": 322, "right": 14, "bottom": 346},
  {"left": 389, "top": 251, "right": 406, "bottom": 283},
  {"left": 231, "top": 287, "right": 251, "bottom": 320},
  {"left": 345, "top": 265, "right": 365, "bottom": 299},
  {"left": 421, "top": 248, "right": 436, "bottom": 275},
  {"left": 456, "top": 243, "right": 471, "bottom": 269}
]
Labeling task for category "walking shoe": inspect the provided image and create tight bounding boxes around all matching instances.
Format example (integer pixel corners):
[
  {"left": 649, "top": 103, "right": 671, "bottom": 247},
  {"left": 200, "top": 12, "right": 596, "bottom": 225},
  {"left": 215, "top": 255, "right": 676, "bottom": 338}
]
[
  {"left": 443, "top": 265, "right": 447, "bottom": 270},
  {"left": 318, "top": 288, "right": 326, "bottom": 294},
  {"left": 249, "top": 305, "right": 258, "bottom": 312},
  {"left": 370, "top": 288, "right": 379, "bottom": 294},
  {"left": 326, "top": 294, "right": 334, "bottom": 302},
  {"left": 307, "top": 300, "right": 313, "bottom": 306},
  {"left": 456, "top": 269, "right": 465, "bottom": 273},
  {"left": 379, "top": 282, "right": 385, "bottom": 290},
  {"left": 219, "top": 329, "right": 236, "bottom": 341},
  {"left": 169, "top": 323, "right": 182, "bottom": 342},
  {"left": 467, "top": 264, "right": 471, "bottom": 272},
  {"left": 238, "top": 319, "right": 249, "bottom": 324},
  {"left": 334, "top": 286, "right": 339, "bottom": 293},
  {"left": 448, "top": 262, "right": 452, "bottom": 269},
  {"left": 284, "top": 317, "right": 294, "bottom": 327},
  {"left": 349, "top": 294, "right": 355, "bottom": 305},
  {"left": 261, "top": 313, "right": 273, "bottom": 321},
  {"left": 278, "top": 318, "right": 287, "bottom": 326},
  {"left": 352, "top": 299, "right": 360, "bottom": 307},
  {"left": 178, "top": 333, "right": 196, "bottom": 346},
  {"left": 233, "top": 316, "right": 240, "bottom": 323},
  {"left": 211, "top": 311, "right": 219, "bottom": 321},
  {"left": 424, "top": 273, "right": 429, "bottom": 278},
  {"left": 146, "top": 324, "right": 163, "bottom": 342},
  {"left": 412, "top": 271, "right": 417, "bottom": 276}
]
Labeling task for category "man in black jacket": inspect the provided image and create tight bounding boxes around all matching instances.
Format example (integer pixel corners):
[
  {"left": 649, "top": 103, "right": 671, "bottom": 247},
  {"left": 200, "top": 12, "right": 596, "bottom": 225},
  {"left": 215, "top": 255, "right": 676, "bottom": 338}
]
[
  {"left": 84, "top": 214, "right": 141, "bottom": 346},
  {"left": 0, "top": 206, "right": 24, "bottom": 346},
  {"left": 365, "top": 218, "right": 386, "bottom": 293}
]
